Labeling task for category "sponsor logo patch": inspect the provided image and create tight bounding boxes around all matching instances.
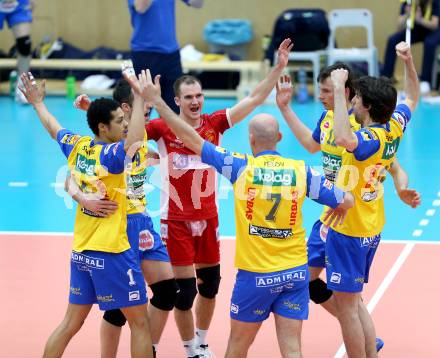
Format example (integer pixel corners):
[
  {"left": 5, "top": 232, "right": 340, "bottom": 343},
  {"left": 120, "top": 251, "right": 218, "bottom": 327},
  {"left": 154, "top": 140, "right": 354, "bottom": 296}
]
[
  {"left": 253, "top": 168, "right": 296, "bottom": 186},
  {"left": 61, "top": 134, "right": 81, "bottom": 145},
  {"left": 75, "top": 154, "right": 96, "bottom": 176},
  {"left": 230, "top": 303, "right": 239, "bottom": 314},
  {"left": 249, "top": 224, "right": 292, "bottom": 239},
  {"left": 323, "top": 179, "right": 333, "bottom": 190},
  {"left": 139, "top": 230, "right": 154, "bottom": 251},
  {"left": 129, "top": 291, "right": 140, "bottom": 301},
  {"left": 319, "top": 224, "right": 329, "bottom": 242},
  {"left": 71, "top": 252, "right": 104, "bottom": 269},
  {"left": 255, "top": 270, "right": 306, "bottom": 287},
  {"left": 382, "top": 137, "right": 400, "bottom": 160},
  {"left": 330, "top": 272, "right": 341, "bottom": 284},
  {"left": 160, "top": 223, "right": 168, "bottom": 239}
]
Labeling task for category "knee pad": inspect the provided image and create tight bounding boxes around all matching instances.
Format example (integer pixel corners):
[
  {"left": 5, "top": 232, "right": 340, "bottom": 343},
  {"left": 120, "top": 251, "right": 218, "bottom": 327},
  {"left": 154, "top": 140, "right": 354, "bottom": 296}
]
[
  {"left": 309, "top": 278, "right": 333, "bottom": 304},
  {"left": 16, "top": 36, "right": 31, "bottom": 57},
  {"left": 150, "top": 278, "right": 179, "bottom": 311},
  {"left": 103, "top": 309, "right": 127, "bottom": 327},
  {"left": 196, "top": 265, "right": 221, "bottom": 299},
  {"left": 175, "top": 277, "right": 197, "bottom": 311}
]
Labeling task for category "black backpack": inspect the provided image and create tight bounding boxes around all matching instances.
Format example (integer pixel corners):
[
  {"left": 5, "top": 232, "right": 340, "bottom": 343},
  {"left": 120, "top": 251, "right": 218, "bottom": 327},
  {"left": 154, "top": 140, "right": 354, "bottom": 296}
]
[{"left": 265, "top": 9, "right": 329, "bottom": 62}]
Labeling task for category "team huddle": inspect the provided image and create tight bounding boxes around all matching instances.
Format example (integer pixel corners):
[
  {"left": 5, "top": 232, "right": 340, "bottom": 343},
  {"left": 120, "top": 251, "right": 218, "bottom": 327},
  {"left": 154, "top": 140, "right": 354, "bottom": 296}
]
[{"left": 20, "top": 38, "right": 420, "bottom": 358}]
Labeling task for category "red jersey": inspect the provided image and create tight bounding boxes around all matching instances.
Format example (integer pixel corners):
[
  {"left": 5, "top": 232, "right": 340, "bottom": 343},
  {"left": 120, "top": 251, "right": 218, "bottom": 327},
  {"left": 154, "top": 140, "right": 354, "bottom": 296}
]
[{"left": 146, "top": 109, "right": 231, "bottom": 220}]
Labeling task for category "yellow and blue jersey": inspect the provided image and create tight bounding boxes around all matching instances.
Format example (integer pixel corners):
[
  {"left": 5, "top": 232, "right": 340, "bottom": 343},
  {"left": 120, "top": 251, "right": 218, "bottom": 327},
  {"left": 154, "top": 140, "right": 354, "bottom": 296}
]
[
  {"left": 201, "top": 142, "right": 345, "bottom": 273},
  {"left": 324, "top": 104, "right": 412, "bottom": 237},
  {"left": 57, "top": 129, "right": 130, "bottom": 253},
  {"left": 312, "top": 110, "right": 360, "bottom": 223},
  {"left": 126, "top": 132, "right": 148, "bottom": 215},
  {"left": 312, "top": 109, "right": 360, "bottom": 183}
]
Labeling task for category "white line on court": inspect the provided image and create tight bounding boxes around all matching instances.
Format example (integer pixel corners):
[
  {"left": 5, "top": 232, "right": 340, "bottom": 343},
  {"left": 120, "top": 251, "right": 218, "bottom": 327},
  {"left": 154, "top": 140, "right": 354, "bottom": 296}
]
[
  {"left": 8, "top": 182, "right": 28, "bottom": 187},
  {"left": 412, "top": 229, "right": 423, "bottom": 237},
  {"left": 50, "top": 182, "right": 64, "bottom": 188},
  {"left": 426, "top": 209, "right": 436, "bottom": 216},
  {"left": 333, "top": 242, "right": 416, "bottom": 358},
  {"left": 419, "top": 219, "right": 429, "bottom": 226}
]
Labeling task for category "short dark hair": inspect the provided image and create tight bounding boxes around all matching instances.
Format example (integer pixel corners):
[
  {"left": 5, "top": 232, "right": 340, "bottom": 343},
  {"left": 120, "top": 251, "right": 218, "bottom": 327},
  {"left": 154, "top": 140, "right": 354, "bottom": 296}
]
[
  {"left": 355, "top": 76, "right": 397, "bottom": 124},
  {"left": 173, "top": 75, "right": 202, "bottom": 96},
  {"left": 318, "top": 62, "right": 356, "bottom": 100},
  {"left": 86, "top": 98, "right": 120, "bottom": 135},
  {"left": 113, "top": 79, "right": 133, "bottom": 106}
]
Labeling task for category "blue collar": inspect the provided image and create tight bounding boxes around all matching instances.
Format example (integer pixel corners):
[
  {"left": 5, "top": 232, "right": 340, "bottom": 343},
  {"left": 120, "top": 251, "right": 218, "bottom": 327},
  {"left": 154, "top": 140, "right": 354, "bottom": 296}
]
[
  {"left": 92, "top": 138, "right": 110, "bottom": 146},
  {"left": 255, "top": 150, "right": 280, "bottom": 157},
  {"left": 368, "top": 122, "right": 391, "bottom": 131}
]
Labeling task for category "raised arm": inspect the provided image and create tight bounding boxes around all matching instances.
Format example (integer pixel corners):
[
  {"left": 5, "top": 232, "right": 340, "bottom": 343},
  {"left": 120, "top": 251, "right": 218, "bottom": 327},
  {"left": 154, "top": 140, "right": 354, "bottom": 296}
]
[
  {"left": 331, "top": 69, "right": 358, "bottom": 151},
  {"left": 126, "top": 68, "right": 204, "bottom": 155},
  {"left": 388, "top": 158, "right": 421, "bottom": 208},
  {"left": 122, "top": 64, "right": 152, "bottom": 153},
  {"left": 276, "top": 74, "right": 320, "bottom": 153},
  {"left": 228, "top": 38, "right": 293, "bottom": 125},
  {"left": 396, "top": 41, "right": 419, "bottom": 112},
  {"left": 18, "top": 72, "right": 62, "bottom": 140}
]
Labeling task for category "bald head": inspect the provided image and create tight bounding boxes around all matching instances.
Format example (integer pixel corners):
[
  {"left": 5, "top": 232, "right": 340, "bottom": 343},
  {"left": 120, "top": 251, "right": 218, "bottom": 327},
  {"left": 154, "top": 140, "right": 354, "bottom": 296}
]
[{"left": 248, "top": 113, "right": 280, "bottom": 148}]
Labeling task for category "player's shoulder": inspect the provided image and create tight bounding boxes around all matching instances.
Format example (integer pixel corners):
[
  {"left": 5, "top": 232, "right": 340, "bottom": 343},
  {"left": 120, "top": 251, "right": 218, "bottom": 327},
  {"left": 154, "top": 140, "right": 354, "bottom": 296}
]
[
  {"left": 201, "top": 109, "right": 227, "bottom": 121},
  {"left": 58, "top": 130, "right": 88, "bottom": 146}
]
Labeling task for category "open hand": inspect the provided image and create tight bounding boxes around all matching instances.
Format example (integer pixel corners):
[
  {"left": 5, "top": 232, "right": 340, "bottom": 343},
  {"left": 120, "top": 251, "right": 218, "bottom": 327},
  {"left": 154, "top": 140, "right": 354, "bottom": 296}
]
[
  {"left": 276, "top": 74, "right": 293, "bottom": 109},
  {"left": 18, "top": 72, "right": 46, "bottom": 105},
  {"left": 275, "top": 38, "right": 294, "bottom": 69},
  {"left": 398, "top": 188, "right": 421, "bottom": 208}
]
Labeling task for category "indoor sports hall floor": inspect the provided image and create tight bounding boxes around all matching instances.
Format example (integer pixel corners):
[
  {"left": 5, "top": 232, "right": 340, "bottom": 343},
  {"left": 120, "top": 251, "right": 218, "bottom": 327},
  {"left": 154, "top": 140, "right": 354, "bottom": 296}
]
[{"left": 1, "top": 95, "right": 439, "bottom": 357}]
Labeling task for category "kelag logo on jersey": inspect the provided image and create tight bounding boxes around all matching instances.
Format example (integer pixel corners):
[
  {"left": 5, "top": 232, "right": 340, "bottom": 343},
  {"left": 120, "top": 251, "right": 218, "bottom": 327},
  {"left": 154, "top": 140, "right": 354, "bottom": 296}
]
[
  {"left": 322, "top": 152, "right": 342, "bottom": 170},
  {"left": 75, "top": 154, "right": 96, "bottom": 176},
  {"left": 253, "top": 168, "right": 296, "bottom": 186},
  {"left": 382, "top": 137, "right": 400, "bottom": 160}
]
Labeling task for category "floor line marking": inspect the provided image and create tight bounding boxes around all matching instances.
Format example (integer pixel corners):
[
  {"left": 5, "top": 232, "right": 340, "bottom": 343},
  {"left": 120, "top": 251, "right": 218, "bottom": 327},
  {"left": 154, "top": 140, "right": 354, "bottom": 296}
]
[
  {"left": 412, "top": 229, "right": 423, "bottom": 237},
  {"left": 8, "top": 182, "right": 28, "bottom": 187},
  {"left": 419, "top": 219, "right": 429, "bottom": 226},
  {"left": 426, "top": 209, "right": 436, "bottom": 217},
  {"left": 333, "top": 242, "right": 415, "bottom": 358},
  {"left": 50, "top": 182, "right": 64, "bottom": 188}
]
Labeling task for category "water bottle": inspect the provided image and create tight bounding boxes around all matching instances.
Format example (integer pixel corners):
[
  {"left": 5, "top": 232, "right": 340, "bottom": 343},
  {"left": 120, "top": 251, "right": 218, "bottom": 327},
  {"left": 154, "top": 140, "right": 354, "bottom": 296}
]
[
  {"left": 9, "top": 70, "right": 18, "bottom": 98},
  {"left": 296, "top": 67, "right": 309, "bottom": 103},
  {"left": 66, "top": 75, "right": 76, "bottom": 100}
]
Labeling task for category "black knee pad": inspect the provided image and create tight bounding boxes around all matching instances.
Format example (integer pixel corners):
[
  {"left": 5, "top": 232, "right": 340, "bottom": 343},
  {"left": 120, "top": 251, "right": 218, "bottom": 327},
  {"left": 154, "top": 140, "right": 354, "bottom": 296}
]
[
  {"left": 196, "top": 265, "right": 221, "bottom": 299},
  {"left": 103, "top": 309, "right": 127, "bottom": 327},
  {"left": 16, "top": 36, "right": 31, "bottom": 57},
  {"left": 150, "top": 278, "right": 179, "bottom": 311},
  {"left": 309, "top": 278, "right": 333, "bottom": 304},
  {"left": 175, "top": 277, "right": 197, "bottom": 311}
]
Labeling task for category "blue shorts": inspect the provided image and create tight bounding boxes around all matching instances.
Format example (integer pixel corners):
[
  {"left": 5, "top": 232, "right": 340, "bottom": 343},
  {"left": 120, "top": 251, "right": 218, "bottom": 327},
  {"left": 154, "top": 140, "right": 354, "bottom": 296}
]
[
  {"left": 325, "top": 229, "right": 381, "bottom": 293},
  {"left": 307, "top": 219, "right": 328, "bottom": 268},
  {"left": 230, "top": 265, "right": 309, "bottom": 322},
  {"left": 69, "top": 249, "right": 147, "bottom": 310},
  {"left": 0, "top": 0, "right": 32, "bottom": 30},
  {"left": 127, "top": 213, "right": 170, "bottom": 263}
]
